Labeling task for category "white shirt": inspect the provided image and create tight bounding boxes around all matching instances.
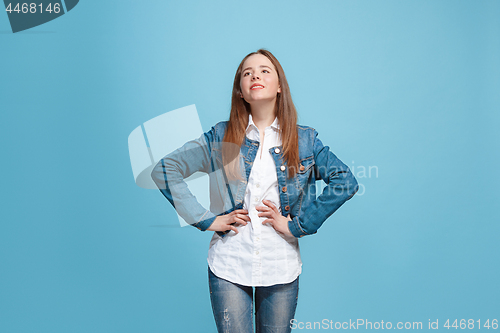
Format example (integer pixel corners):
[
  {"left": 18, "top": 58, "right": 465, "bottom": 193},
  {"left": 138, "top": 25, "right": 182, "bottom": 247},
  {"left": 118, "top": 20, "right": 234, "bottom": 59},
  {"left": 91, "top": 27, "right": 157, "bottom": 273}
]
[{"left": 207, "top": 113, "right": 302, "bottom": 286}]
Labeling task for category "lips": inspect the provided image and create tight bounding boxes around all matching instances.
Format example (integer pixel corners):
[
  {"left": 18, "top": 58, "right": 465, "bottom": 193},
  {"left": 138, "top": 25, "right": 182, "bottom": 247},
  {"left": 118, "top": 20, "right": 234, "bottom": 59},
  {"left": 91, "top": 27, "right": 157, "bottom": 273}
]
[{"left": 250, "top": 84, "right": 265, "bottom": 90}]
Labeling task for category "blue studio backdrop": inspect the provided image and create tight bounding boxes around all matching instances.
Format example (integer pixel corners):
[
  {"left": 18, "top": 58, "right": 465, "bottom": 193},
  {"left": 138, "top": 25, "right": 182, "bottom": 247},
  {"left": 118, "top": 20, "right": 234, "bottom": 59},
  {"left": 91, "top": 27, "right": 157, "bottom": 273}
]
[{"left": 1, "top": 1, "right": 499, "bottom": 332}]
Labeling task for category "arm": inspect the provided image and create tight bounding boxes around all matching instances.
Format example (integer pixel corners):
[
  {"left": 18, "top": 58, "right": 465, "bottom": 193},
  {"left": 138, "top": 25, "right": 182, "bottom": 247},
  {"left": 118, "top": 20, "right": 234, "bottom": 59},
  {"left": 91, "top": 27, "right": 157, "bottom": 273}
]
[
  {"left": 288, "top": 129, "right": 359, "bottom": 237},
  {"left": 150, "top": 126, "right": 218, "bottom": 232}
]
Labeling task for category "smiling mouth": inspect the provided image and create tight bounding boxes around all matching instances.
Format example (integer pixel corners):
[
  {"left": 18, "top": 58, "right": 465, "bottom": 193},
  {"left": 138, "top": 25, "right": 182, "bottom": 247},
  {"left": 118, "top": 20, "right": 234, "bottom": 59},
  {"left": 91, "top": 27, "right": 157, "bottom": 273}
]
[{"left": 251, "top": 85, "right": 264, "bottom": 90}]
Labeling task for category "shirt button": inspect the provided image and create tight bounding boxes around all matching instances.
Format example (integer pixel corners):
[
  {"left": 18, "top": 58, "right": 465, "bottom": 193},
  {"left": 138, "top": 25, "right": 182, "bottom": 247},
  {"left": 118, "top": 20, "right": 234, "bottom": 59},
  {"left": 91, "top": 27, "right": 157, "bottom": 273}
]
[
  {"left": 256, "top": 251, "right": 259, "bottom": 255},
  {"left": 274, "top": 148, "right": 280, "bottom": 154},
  {"left": 285, "top": 205, "right": 290, "bottom": 211},
  {"left": 254, "top": 198, "right": 259, "bottom": 202},
  {"left": 280, "top": 165, "right": 286, "bottom": 171},
  {"left": 282, "top": 186, "right": 287, "bottom": 193},
  {"left": 256, "top": 183, "right": 260, "bottom": 188}
]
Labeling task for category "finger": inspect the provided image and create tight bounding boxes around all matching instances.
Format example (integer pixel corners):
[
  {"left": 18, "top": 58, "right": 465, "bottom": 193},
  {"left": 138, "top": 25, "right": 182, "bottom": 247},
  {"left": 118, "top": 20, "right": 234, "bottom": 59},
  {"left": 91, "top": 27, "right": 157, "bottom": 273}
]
[
  {"left": 263, "top": 199, "right": 276, "bottom": 207},
  {"left": 229, "top": 225, "right": 238, "bottom": 234},
  {"left": 234, "top": 215, "right": 248, "bottom": 226},
  {"left": 262, "top": 218, "right": 274, "bottom": 225},
  {"left": 237, "top": 213, "right": 251, "bottom": 222},
  {"left": 241, "top": 213, "right": 251, "bottom": 221},
  {"left": 269, "top": 201, "right": 280, "bottom": 213},
  {"left": 257, "top": 211, "right": 272, "bottom": 218},
  {"left": 234, "top": 209, "right": 248, "bottom": 214},
  {"left": 263, "top": 200, "right": 278, "bottom": 213}
]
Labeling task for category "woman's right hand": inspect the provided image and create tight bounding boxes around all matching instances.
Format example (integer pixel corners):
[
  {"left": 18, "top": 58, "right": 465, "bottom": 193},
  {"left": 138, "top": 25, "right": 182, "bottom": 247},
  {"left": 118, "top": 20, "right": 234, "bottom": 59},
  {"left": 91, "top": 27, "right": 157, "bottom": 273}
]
[{"left": 207, "top": 209, "right": 250, "bottom": 234}]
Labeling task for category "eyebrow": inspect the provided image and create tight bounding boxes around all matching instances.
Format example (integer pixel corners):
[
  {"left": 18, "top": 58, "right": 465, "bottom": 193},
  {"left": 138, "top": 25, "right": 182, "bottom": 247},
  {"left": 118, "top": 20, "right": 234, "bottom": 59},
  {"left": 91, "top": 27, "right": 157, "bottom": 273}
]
[{"left": 242, "top": 65, "right": 272, "bottom": 72}]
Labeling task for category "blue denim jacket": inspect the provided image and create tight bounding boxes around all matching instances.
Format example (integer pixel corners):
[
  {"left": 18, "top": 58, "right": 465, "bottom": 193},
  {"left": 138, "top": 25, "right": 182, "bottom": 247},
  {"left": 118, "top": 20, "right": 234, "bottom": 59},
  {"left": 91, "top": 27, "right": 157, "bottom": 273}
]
[{"left": 151, "top": 120, "right": 358, "bottom": 238}]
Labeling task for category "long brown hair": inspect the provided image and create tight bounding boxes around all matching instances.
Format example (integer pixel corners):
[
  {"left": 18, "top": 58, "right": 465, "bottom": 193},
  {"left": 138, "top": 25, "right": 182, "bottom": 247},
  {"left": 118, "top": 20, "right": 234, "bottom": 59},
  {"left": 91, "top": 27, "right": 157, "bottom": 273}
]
[{"left": 222, "top": 49, "right": 299, "bottom": 180}]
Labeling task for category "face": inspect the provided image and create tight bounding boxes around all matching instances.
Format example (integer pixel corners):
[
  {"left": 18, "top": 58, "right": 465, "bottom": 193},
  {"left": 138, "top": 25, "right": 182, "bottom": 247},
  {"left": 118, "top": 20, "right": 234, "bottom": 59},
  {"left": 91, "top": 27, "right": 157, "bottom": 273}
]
[{"left": 239, "top": 54, "right": 281, "bottom": 105}]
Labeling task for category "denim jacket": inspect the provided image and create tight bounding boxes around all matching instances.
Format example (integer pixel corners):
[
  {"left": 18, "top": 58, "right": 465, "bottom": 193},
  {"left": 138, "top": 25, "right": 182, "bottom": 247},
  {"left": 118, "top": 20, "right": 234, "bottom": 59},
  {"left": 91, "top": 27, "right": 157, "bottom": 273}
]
[{"left": 151, "top": 120, "right": 358, "bottom": 238}]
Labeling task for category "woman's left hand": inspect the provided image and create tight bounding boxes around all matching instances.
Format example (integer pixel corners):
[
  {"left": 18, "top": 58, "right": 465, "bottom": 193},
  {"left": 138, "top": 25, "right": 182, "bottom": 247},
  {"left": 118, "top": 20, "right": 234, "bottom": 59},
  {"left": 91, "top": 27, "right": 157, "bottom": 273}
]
[{"left": 257, "top": 200, "right": 293, "bottom": 237}]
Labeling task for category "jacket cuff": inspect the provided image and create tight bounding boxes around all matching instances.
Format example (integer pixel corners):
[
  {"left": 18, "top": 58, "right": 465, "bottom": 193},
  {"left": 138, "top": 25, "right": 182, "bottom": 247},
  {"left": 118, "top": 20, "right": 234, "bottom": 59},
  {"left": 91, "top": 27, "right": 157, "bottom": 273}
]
[
  {"left": 192, "top": 211, "right": 230, "bottom": 238},
  {"left": 288, "top": 216, "right": 308, "bottom": 238},
  {"left": 216, "top": 230, "right": 229, "bottom": 237},
  {"left": 193, "top": 210, "right": 217, "bottom": 231}
]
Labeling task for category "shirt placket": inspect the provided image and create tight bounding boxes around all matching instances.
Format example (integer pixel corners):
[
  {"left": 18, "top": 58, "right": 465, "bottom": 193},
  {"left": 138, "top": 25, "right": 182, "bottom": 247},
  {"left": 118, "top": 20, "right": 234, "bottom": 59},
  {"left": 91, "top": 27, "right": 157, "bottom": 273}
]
[{"left": 251, "top": 128, "right": 264, "bottom": 285}]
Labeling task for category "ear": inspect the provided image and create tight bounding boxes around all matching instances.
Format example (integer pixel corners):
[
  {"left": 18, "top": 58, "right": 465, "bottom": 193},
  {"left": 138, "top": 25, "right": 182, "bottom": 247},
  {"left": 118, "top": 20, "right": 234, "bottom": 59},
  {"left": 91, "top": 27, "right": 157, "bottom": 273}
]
[{"left": 278, "top": 86, "right": 281, "bottom": 94}]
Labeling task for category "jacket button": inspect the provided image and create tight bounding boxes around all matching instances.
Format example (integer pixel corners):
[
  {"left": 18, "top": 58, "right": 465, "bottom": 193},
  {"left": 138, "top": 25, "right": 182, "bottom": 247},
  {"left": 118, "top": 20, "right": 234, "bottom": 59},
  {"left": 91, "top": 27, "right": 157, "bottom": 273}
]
[
  {"left": 285, "top": 205, "right": 290, "bottom": 211},
  {"left": 274, "top": 148, "right": 280, "bottom": 154},
  {"left": 282, "top": 186, "right": 287, "bottom": 193},
  {"left": 280, "top": 165, "right": 286, "bottom": 171},
  {"left": 299, "top": 164, "right": 305, "bottom": 171}
]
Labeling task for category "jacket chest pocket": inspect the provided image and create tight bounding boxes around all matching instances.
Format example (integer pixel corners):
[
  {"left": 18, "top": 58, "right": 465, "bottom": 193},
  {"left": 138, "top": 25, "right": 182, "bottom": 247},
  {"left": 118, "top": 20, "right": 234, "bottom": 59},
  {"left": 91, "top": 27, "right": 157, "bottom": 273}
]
[{"left": 294, "top": 156, "right": 315, "bottom": 190}]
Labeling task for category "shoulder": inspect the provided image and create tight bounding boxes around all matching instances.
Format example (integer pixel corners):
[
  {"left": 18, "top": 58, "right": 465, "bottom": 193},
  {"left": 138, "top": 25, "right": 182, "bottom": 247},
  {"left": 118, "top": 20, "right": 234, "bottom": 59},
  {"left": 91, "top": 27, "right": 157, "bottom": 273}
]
[
  {"left": 205, "top": 121, "right": 229, "bottom": 142},
  {"left": 296, "top": 124, "right": 318, "bottom": 140},
  {"left": 214, "top": 121, "right": 229, "bottom": 135},
  {"left": 295, "top": 124, "right": 320, "bottom": 158},
  {"left": 296, "top": 124, "right": 317, "bottom": 132},
  {"left": 297, "top": 124, "right": 314, "bottom": 131}
]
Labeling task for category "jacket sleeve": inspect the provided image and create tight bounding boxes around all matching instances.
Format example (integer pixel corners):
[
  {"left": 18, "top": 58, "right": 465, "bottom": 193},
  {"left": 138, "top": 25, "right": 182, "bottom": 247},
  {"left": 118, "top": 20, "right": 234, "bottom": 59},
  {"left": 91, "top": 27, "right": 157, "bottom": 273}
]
[
  {"left": 150, "top": 126, "right": 218, "bottom": 232},
  {"left": 288, "top": 128, "right": 359, "bottom": 238}
]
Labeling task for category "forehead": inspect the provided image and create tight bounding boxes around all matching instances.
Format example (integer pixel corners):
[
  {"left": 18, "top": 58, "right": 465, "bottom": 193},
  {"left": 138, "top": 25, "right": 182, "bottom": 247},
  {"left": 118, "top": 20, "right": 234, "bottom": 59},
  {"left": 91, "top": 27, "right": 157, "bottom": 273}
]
[{"left": 242, "top": 54, "right": 276, "bottom": 71}]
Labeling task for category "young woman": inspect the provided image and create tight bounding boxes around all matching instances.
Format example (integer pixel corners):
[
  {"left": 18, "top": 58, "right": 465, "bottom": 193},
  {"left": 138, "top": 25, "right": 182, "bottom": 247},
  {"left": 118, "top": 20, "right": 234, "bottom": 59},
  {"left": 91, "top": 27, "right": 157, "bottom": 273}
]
[{"left": 152, "top": 49, "right": 359, "bottom": 333}]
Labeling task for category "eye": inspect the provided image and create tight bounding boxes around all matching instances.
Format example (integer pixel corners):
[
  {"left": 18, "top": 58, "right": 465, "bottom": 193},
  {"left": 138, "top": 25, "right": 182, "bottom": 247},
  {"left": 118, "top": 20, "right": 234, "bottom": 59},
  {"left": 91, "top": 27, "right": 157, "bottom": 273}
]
[
  {"left": 243, "top": 72, "right": 251, "bottom": 76},
  {"left": 262, "top": 69, "right": 270, "bottom": 73}
]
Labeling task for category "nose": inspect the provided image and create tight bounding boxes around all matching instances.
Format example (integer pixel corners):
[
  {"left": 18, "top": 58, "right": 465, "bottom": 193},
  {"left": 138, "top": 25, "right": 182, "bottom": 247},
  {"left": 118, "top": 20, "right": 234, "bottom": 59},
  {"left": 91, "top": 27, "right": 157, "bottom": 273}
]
[{"left": 251, "top": 73, "right": 260, "bottom": 80}]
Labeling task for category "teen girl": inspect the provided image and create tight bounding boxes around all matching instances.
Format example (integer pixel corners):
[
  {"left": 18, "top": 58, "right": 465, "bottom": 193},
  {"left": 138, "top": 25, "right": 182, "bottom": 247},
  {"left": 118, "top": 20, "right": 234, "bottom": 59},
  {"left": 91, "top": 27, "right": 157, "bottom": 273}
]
[{"left": 152, "top": 49, "right": 358, "bottom": 333}]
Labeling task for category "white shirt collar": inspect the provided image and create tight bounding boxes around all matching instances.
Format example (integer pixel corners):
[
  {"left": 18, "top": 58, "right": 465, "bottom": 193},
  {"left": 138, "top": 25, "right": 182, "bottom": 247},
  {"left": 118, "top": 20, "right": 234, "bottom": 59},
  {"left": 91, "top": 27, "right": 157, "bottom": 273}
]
[{"left": 246, "top": 113, "right": 280, "bottom": 134}]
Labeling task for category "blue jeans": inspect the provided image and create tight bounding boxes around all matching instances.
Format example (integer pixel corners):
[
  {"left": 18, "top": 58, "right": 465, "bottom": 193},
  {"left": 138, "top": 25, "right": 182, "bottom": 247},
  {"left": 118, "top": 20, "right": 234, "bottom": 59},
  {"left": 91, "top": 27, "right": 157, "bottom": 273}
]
[{"left": 208, "top": 267, "right": 299, "bottom": 333}]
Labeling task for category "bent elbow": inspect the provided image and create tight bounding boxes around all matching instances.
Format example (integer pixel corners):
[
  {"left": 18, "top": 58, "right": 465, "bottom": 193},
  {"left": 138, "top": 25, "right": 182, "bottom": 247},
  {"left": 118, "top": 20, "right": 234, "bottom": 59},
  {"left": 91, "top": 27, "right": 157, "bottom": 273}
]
[
  {"left": 330, "top": 169, "right": 358, "bottom": 201},
  {"left": 150, "top": 161, "right": 163, "bottom": 188},
  {"left": 345, "top": 171, "right": 358, "bottom": 200},
  {"left": 151, "top": 159, "right": 171, "bottom": 189}
]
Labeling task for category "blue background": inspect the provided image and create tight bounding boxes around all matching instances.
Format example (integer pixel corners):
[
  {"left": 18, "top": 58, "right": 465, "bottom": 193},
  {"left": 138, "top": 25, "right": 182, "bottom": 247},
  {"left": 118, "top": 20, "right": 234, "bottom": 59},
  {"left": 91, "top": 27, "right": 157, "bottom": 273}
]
[{"left": 1, "top": 1, "right": 499, "bottom": 332}]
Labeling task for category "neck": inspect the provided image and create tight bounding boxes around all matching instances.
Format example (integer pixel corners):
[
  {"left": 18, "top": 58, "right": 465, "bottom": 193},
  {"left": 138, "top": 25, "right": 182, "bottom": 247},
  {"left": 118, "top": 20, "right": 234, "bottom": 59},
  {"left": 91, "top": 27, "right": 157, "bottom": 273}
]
[{"left": 250, "top": 101, "right": 276, "bottom": 131}]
